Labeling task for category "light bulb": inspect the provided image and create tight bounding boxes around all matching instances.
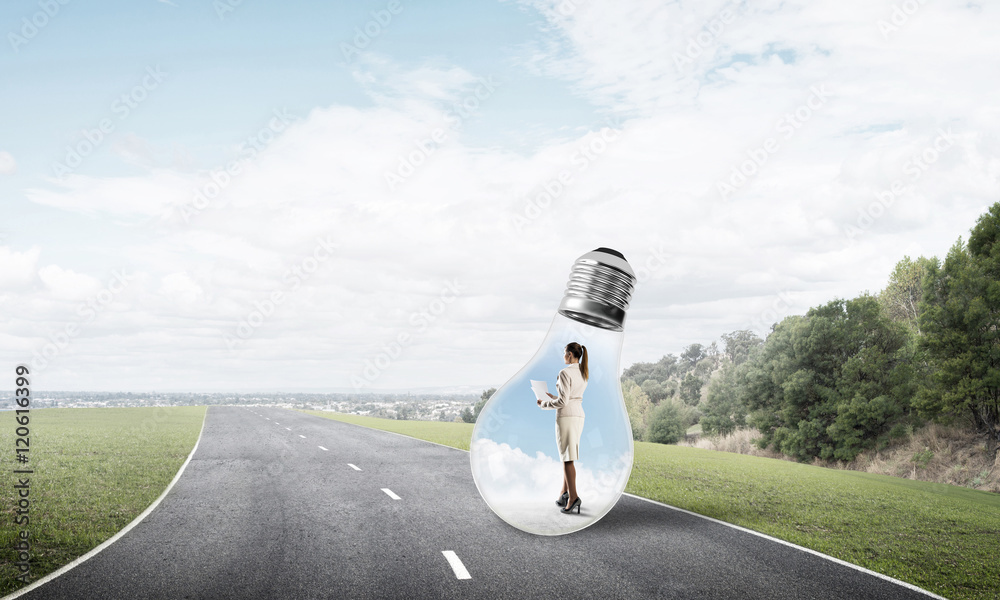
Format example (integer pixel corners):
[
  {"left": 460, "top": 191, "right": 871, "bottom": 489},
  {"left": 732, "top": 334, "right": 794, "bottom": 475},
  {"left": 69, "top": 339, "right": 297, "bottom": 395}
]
[{"left": 470, "top": 247, "right": 637, "bottom": 536}]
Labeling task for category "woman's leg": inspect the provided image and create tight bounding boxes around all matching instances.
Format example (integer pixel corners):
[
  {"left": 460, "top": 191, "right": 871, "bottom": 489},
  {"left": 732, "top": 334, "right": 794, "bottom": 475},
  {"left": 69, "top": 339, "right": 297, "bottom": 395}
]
[
  {"left": 564, "top": 460, "right": 577, "bottom": 503},
  {"left": 557, "top": 419, "right": 568, "bottom": 496}
]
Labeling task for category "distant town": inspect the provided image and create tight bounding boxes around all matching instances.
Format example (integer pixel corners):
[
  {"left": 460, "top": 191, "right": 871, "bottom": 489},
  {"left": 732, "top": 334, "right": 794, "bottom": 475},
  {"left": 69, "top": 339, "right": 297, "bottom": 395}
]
[{"left": 0, "top": 391, "right": 481, "bottom": 422}]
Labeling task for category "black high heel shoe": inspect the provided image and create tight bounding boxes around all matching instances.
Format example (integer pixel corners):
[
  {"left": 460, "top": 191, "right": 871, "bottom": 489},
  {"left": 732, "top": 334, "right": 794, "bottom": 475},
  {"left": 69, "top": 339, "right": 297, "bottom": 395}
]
[
  {"left": 561, "top": 496, "right": 581, "bottom": 514},
  {"left": 556, "top": 492, "right": 569, "bottom": 507}
]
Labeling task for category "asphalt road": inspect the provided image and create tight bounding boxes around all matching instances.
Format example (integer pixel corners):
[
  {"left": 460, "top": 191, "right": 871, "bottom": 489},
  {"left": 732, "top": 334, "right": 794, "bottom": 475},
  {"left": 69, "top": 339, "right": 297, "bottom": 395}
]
[{"left": 17, "top": 406, "right": 942, "bottom": 600}]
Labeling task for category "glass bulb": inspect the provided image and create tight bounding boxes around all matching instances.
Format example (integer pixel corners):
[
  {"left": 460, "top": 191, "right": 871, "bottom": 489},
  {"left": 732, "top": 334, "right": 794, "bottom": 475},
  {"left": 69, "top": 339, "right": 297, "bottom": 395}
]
[{"left": 470, "top": 248, "right": 637, "bottom": 535}]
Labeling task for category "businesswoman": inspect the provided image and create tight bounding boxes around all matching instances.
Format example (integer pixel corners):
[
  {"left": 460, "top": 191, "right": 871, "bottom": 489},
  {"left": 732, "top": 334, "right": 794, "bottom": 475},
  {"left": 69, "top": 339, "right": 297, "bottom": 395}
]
[{"left": 537, "top": 342, "right": 588, "bottom": 514}]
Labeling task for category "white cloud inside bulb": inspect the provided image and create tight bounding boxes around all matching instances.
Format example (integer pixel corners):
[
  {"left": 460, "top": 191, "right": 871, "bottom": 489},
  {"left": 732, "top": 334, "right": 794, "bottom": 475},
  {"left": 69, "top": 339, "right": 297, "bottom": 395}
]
[{"left": 471, "top": 437, "right": 629, "bottom": 505}]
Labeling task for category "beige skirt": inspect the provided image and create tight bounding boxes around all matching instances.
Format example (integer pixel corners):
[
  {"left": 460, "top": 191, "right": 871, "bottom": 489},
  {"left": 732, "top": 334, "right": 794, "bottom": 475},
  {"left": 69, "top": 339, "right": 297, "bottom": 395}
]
[{"left": 555, "top": 416, "right": 585, "bottom": 462}]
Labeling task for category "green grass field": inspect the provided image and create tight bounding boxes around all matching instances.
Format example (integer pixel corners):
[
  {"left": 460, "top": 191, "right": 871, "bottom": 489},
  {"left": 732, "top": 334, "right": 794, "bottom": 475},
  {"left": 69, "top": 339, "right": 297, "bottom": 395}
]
[
  {"left": 0, "top": 406, "right": 206, "bottom": 596},
  {"left": 300, "top": 410, "right": 476, "bottom": 449},
  {"left": 303, "top": 409, "right": 1000, "bottom": 600}
]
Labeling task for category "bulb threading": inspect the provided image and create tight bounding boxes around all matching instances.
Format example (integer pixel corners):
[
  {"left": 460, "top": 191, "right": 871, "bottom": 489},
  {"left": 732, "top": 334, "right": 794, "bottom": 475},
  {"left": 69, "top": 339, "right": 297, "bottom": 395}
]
[{"left": 557, "top": 248, "right": 636, "bottom": 332}]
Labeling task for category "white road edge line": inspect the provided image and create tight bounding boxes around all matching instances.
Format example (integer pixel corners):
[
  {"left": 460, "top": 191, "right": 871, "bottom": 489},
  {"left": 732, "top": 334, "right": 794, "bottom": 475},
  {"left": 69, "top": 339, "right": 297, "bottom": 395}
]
[
  {"left": 442, "top": 550, "right": 471, "bottom": 580},
  {"left": 298, "top": 434, "right": 306, "bottom": 439},
  {"left": 348, "top": 463, "right": 361, "bottom": 471},
  {"left": 2, "top": 407, "right": 210, "bottom": 600},
  {"left": 318, "top": 446, "right": 328, "bottom": 451},
  {"left": 286, "top": 428, "right": 291, "bottom": 431},
  {"left": 295, "top": 410, "right": 946, "bottom": 600},
  {"left": 623, "top": 492, "right": 948, "bottom": 600},
  {"left": 382, "top": 488, "right": 400, "bottom": 500}
]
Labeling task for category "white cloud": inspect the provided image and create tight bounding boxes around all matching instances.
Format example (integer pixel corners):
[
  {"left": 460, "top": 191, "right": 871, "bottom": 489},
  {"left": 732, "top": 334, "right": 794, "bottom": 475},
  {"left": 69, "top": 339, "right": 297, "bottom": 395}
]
[
  {"left": 5, "top": 3, "right": 1000, "bottom": 390},
  {"left": 37, "top": 265, "right": 102, "bottom": 301},
  {"left": 25, "top": 170, "right": 191, "bottom": 218},
  {"left": 158, "top": 272, "right": 204, "bottom": 305},
  {"left": 0, "top": 247, "right": 40, "bottom": 288},
  {"left": 470, "top": 437, "right": 630, "bottom": 534},
  {"left": 348, "top": 54, "right": 484, "bottom": 108},
  {"left": 0, "top": 151, "right": 16, "bottom": 175}
]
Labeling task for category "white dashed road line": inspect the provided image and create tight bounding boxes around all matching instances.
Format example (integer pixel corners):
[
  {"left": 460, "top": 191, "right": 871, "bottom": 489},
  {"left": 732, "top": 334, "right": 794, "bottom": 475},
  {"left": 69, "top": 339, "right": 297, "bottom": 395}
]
[
  {"left": 442, "top": 551, "right": 471, "bottom": 580},
  {"left": 256, "top": 410, "right": 471, "bottom": 587}
]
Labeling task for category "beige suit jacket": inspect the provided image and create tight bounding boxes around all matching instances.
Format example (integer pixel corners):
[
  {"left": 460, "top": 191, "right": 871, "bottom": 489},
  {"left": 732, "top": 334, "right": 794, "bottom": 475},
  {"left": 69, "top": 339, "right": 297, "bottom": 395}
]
[{"left": 539, "top": 363, "right": 587, "bottom": 417}]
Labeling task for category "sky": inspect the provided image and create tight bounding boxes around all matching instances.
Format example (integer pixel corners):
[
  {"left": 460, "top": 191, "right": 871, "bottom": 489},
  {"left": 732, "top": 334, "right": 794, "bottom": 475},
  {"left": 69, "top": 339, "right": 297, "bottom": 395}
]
[{"left": 1, "top": 0, "right": 998, "bottom": 393}]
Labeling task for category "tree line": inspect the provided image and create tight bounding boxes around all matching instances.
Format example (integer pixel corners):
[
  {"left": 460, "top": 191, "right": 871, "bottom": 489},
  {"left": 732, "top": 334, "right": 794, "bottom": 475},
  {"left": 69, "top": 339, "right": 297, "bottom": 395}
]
[{"left": 620, "top": 203, "right": 1000, "bottom": 463}]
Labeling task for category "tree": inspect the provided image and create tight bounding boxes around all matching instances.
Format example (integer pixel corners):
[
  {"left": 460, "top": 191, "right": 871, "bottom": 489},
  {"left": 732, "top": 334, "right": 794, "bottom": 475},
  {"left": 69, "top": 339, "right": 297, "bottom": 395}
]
[
  {"left": 622, "top": 354, "right": 678, "bottom": 384},
  {"left": 920, "top": 204, "right": 1000, "bottom": 457},
  {"left": 720, "top": 329, "right": 764, "bottom": 366},
  {"left": 396, "top": 404, "right": 413, "bottom": 420},
  {"left": 645, "top": 400, "right": 687, "bottom": 444},
  {"left": 745, "top": 296, "right": 916, "bottom": 461},
  {"left": 680, "top": 343, "right": 705, "bottom": 369},
  {"left": 693, "top": 357, "right": 714, "bottom": 378},
  {"left": 656, "top": 354, "right": 679, "bottom": 378},
  {"left": 622, "top": 379, "right": 654, "bottom": 440},
  {"left": 472, "top": 387, "right": 496, "bottom": 421},
  {"left": 705, "top": 341, "right": 722, "bottom": 369},
  {"left": 640, "top": 378, "right": 669, "bottom": 404},
  {"left": 679, "top": 373, "right": 703, "bottom": 406},
  {"left": 460, "top": 407, "right": 475, "bottom": 423},
  {"left": 879, "top": 255, "right": 935, "bottom": 334},
  {"left": 702, "top": 361, "right": 749, "bottom": 436}
]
